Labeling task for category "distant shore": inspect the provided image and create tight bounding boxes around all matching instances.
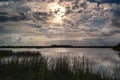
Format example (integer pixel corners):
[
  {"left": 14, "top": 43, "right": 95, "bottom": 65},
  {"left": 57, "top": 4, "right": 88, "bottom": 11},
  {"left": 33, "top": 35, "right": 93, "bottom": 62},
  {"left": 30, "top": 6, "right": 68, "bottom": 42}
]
[{"left": 0, "top": 46, "right": 115, "bottom": 48}]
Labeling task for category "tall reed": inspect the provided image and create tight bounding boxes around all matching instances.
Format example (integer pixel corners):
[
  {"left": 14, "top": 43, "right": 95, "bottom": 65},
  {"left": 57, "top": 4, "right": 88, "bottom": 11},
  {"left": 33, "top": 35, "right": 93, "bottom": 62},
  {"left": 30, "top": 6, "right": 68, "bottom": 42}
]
[{"left": 0, "top": 50, "right": 117, "bottom": 80}]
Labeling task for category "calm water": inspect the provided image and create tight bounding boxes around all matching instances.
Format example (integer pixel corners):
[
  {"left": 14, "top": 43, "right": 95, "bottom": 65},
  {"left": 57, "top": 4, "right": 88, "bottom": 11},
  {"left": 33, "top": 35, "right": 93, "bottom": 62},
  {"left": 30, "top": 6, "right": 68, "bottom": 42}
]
[{"left": 0, "top": 48, "right": 120, "bottom": 77}]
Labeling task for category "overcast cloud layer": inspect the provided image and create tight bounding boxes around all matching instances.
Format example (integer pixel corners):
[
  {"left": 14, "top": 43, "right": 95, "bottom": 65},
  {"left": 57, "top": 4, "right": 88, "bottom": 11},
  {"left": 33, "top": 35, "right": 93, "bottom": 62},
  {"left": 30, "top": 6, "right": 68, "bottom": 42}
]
[{"left": 0, "top": 0, "right": 120, "bottom": 46}]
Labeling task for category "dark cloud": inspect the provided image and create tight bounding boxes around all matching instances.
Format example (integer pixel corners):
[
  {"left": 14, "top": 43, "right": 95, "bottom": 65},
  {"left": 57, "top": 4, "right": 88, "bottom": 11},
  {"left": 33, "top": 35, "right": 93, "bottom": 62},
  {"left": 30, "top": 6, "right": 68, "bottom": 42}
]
[
  {"left": 0, "top": 13, "right": 27, "bottom": 22},
  {"left": 114, "top": 9, "right": 120, "bottom": 17},
  {"left": 0, "top": 0, "right": 9, "bottom": 1},
  {"left": 0, "top": 0, "right": 22, "bottom": 2},
  {"left": 89, "top": 0, "right": 120, "bottom": 4},
  {"left": 112, "top": 8, "right": 120, "bottom": 27},
  {"left": 33, "top": 12, "right": 48, "bottom": 21},
  {"left": 112, "top": 18, "right": 120, "bottom": 28}
]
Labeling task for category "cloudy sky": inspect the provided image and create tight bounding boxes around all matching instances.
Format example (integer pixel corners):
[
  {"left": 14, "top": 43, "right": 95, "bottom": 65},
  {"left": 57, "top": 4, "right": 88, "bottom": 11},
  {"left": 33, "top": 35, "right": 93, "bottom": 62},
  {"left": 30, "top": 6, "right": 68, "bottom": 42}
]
[{"left": 0, "top": 0, "right": 120, "bottom": 46}]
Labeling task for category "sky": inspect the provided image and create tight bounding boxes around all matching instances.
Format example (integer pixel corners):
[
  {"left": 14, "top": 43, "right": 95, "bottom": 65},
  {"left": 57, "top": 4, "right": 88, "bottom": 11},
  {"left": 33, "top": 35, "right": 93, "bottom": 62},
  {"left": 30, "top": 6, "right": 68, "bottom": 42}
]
[{"left": 0, "top": 0, "right": 120, "bottom": 46}]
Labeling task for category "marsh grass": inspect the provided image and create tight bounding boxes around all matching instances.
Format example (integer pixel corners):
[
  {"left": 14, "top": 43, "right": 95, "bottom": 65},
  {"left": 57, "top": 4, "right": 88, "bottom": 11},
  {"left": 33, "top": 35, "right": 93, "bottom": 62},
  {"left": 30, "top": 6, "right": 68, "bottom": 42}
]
[{"left": 0, "top": 50, "right": 117, "bottom": 80}]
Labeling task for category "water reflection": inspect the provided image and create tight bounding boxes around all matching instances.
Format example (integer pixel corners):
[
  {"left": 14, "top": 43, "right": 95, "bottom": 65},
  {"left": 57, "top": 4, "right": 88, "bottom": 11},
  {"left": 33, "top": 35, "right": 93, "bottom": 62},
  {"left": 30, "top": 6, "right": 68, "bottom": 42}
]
[{"left": 0, "top": 48, "right": 120, "bottom": 77}]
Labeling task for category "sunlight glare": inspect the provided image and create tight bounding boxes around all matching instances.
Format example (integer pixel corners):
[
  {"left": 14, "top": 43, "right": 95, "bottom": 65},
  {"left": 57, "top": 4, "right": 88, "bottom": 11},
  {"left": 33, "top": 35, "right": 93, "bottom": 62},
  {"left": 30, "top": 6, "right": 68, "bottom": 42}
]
[{"left": 48, "top": 2, "right": 66, "bottom": 23}]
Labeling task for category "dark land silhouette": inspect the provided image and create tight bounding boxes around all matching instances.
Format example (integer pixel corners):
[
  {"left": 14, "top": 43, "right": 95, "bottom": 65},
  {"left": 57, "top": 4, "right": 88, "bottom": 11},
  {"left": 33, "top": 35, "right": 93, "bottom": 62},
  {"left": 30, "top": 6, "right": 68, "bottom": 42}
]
[
  {"left": 0, "top": 45, "right": 115, "bottom": 48},
  {"left": 113, "top": 43, "right": 120, "bottom": 51}
]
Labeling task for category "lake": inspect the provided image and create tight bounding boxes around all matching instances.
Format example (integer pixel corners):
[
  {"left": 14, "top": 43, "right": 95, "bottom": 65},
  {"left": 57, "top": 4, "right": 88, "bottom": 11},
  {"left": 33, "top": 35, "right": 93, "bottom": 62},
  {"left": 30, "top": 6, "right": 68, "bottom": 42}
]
[{"left": 0, "top": 48, "right": 120, "bottom": 77}]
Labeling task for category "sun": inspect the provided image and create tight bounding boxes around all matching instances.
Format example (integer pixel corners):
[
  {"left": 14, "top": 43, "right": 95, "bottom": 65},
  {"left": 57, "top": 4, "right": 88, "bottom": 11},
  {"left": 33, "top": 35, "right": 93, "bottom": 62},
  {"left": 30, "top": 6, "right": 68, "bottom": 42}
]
[{"left": 48, "top": 2, "right": 66, "bottom": 23}]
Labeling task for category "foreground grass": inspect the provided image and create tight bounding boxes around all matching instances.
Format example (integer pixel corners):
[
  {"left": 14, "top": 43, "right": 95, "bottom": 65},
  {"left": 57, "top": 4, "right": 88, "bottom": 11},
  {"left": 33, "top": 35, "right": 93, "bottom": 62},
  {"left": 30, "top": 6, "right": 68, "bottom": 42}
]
[{"left": 0, "top": 50, "right": 117, "bottom": 80}]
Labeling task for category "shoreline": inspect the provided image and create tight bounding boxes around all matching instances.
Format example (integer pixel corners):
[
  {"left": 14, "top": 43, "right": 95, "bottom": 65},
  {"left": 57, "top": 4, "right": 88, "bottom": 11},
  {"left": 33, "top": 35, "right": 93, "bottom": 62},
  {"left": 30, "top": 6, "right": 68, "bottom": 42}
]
[{"left": 0, "top": 46, "right": 114, "bottom": 48}]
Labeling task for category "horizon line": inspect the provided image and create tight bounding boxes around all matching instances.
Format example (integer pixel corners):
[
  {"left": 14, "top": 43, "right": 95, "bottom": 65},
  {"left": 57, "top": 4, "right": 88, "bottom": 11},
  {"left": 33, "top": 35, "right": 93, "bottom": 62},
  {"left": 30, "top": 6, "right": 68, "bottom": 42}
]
[{"left": 0, "top": 45, "right": 115, "bottom": 48}]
